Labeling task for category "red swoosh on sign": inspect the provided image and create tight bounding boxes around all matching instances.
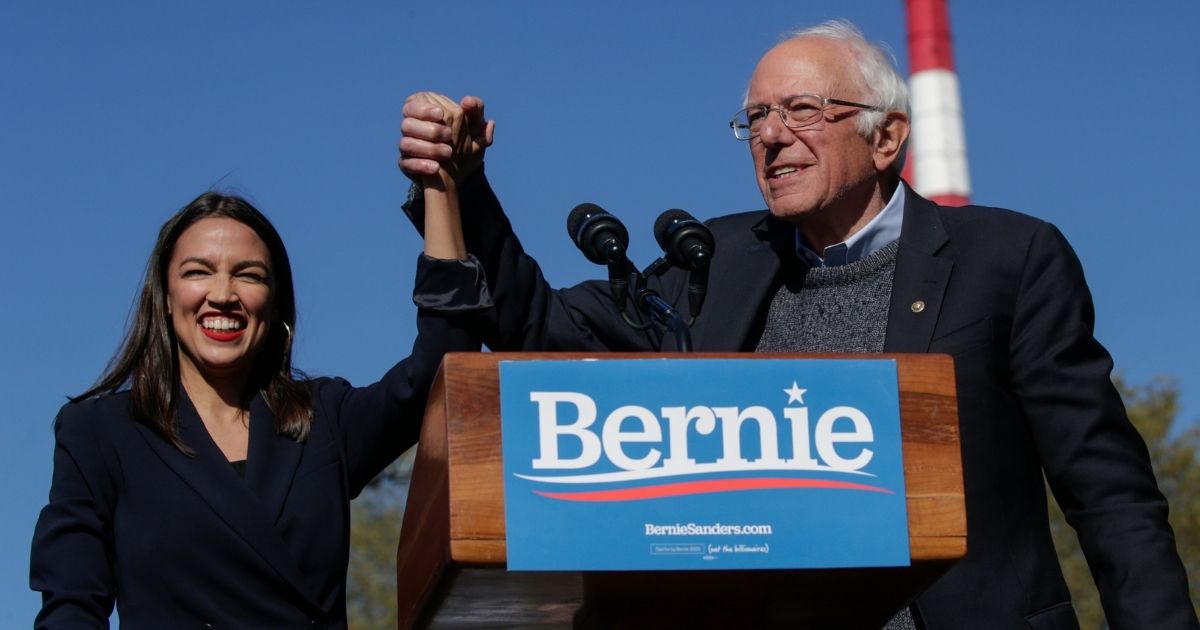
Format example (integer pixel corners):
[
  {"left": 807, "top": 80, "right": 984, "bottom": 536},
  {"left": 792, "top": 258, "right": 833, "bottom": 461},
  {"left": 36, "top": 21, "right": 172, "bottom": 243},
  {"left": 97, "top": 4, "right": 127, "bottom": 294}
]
[{"left": 532, "top": 477, "right": 894, "bottom": 502}]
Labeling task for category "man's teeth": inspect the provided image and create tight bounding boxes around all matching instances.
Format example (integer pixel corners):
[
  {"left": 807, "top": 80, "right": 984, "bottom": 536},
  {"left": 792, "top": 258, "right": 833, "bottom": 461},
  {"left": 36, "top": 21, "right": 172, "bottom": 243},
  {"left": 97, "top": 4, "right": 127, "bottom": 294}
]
[
  {"left": 771, "top": 166, "right": 798, "bottom": 177},
  {"left": 202, "top": 317, "right": 245, "bottom": 331}
]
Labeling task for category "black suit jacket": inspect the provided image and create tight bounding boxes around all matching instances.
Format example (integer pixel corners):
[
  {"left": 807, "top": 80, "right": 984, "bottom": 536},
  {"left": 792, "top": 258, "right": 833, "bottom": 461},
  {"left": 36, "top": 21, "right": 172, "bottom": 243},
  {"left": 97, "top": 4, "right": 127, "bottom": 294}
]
[
  {"left": 30, "top": 260, "right": 485, "bottom": 629},
  {"left": 406, "top": 174, "right": 1196, "bottom": 629}
]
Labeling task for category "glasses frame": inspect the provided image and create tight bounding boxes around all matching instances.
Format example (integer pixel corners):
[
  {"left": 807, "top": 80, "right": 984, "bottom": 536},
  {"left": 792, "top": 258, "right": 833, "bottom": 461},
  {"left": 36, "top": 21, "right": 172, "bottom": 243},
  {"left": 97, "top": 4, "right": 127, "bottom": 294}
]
[{"left": 729, "top": 94, "right": 884, "bottom": 140}]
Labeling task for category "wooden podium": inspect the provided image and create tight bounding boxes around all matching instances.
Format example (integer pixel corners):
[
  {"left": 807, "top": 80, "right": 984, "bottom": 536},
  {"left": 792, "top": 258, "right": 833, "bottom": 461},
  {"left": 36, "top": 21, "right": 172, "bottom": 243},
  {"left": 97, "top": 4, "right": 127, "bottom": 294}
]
[{"left": 395, "top": 353, "right": 965, "bottom": 629}]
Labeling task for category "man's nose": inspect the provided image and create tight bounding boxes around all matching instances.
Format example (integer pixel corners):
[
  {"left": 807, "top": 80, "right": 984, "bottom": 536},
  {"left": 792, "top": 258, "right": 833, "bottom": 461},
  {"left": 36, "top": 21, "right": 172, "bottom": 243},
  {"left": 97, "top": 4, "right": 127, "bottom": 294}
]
[{"left": 757, "top": 111, "right": 794, "bottom": 147}]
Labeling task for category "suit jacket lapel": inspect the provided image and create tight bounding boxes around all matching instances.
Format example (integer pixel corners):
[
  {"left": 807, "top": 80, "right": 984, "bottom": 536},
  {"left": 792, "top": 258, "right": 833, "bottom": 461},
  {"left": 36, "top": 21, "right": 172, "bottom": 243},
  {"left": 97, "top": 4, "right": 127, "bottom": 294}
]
[
  {"left": 136, "top": 391, "right": 322, "bottom": 614},
  {"left": 885, "top": 187, "right": 953, "bottom": 353},
  {"left": 245, "top": 393, "right": 304, "bottom": 525},
  {"left": 692, "top": 213, "right": 784, "bottom": 351}
]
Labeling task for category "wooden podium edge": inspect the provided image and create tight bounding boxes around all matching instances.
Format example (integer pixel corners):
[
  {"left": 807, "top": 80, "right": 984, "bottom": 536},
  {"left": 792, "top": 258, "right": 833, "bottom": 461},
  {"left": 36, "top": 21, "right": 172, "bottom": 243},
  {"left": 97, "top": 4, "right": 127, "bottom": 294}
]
[{"left": 395, "top": 364, "right": 452, "bottom": 630}]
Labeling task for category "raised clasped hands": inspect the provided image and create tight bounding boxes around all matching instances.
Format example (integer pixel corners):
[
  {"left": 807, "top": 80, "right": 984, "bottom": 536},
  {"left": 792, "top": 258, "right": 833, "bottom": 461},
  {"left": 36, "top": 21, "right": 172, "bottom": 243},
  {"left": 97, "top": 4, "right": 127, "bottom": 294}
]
[
  {"left": 399, "top": 92, "right": 495, "bottom": 189},
  {"left": 401, "top": 92, "right": 494, "bottom": 261}
]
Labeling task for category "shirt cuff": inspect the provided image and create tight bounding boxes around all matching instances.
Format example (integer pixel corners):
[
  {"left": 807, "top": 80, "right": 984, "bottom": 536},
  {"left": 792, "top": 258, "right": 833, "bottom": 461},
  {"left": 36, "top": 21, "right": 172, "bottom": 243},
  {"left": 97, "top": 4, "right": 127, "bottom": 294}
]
[{"left": 413, "top": 253, "right": 493, "bottom": 313}]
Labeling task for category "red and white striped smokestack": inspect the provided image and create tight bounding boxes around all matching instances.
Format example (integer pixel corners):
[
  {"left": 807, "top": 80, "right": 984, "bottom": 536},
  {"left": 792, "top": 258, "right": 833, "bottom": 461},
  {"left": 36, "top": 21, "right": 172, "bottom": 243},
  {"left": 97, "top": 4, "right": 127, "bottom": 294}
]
[{"left": 904, "top": 0, "right": 971, "bottom": 206}]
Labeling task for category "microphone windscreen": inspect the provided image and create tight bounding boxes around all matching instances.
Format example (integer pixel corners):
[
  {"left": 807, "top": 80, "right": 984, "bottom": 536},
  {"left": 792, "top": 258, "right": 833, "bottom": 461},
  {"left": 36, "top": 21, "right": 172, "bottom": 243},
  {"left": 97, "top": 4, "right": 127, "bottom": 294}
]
[
  {"left": 653, "top": 209, "right": 694, "bottom": 250},
  {"left": 567, "top": 203, "right": 608, "bottom": 244}
]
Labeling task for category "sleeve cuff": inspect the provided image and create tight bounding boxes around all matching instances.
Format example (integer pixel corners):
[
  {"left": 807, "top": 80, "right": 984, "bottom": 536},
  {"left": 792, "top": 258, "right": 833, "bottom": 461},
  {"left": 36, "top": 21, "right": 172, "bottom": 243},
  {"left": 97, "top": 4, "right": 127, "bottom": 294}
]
[
  {"left": 401, "top": 168, "right": 487, "bottom": 238},
  {"left": 413, "top": 253, "right": 493, "bottom": 313}
]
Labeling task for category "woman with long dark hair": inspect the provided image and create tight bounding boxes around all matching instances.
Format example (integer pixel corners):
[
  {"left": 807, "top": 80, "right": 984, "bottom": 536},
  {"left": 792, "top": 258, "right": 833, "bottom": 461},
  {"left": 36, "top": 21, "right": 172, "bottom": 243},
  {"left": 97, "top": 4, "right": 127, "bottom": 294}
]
[{"left": 30, "top": 183, "right": 488, "bottom": 627}]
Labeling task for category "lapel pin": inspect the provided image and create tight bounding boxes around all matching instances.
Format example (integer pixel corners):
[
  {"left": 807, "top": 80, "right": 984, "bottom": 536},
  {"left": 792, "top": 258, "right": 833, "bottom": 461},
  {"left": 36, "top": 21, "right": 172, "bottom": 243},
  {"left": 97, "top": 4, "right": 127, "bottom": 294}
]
[{"left": 911, "top": 300, "right": 926, "bottom": 313}]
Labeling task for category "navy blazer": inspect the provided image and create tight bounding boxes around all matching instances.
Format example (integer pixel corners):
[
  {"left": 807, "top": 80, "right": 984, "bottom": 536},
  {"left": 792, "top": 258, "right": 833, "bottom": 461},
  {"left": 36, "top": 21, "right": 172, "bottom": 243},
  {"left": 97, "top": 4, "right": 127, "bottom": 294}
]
[
  {"left": 31, "top": 261, "right": 486, "bottom": 629},
  {"left": 405, "top": 175, "right": 1196, "bottom": 629}
]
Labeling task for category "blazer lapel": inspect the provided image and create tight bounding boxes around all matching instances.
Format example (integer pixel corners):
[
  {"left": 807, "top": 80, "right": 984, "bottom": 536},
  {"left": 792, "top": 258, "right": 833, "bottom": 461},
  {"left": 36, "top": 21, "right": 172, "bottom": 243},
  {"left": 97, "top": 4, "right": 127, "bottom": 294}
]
[
  {"left": 245, "top": 392, "right": 304, "bottom": 525},
  {"left": 691, "top": 213, "right": 784, "bottom": 351},
  {"left": 137, "top": 391, "right": 323, "bottom": 615},
  {"left": 884, "top": 187, "right": 953, "bottom": 353}
]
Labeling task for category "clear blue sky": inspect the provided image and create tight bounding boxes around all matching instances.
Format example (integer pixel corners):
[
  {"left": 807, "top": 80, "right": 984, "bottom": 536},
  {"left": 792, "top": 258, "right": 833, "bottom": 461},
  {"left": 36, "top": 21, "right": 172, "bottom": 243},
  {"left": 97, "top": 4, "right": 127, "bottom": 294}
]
[{"left": 3, "top": 1, "right": 1198, "bottom": 623}]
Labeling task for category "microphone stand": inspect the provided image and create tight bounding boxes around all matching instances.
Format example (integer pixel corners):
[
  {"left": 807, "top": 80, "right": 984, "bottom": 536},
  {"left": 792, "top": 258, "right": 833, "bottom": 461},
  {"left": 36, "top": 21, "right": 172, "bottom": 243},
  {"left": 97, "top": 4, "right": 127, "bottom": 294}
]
[
  {"left": 637, "top": 290, "right": 692, "bottom": 352},
  {"left": 619, "top": 258, "right": 693, "bottom": 352}
]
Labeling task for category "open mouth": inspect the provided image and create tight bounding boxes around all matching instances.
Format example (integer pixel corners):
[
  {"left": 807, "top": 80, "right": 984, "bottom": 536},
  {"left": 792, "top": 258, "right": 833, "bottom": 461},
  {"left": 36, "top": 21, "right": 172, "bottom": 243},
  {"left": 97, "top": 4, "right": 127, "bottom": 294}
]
[
  {"left": 199, "top": 315, "right": 247, "bottom": 341},
  {"left": 767, "top": 164, "right": 809, "bottom": 181}
]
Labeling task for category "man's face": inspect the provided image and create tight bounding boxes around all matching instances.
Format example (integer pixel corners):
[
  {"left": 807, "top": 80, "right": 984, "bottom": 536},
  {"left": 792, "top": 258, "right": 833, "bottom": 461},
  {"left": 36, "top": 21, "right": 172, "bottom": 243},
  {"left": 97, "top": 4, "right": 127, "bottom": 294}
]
[{"left": 746, "top": 38, "right": 881, "bottom": 225}]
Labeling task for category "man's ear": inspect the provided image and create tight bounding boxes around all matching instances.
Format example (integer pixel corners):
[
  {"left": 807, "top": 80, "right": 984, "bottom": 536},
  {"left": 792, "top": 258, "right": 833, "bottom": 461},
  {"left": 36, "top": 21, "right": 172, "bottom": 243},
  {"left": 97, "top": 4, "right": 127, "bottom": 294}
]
[{"left": 873, "top": 111, "right": 910, "bottom": 173}]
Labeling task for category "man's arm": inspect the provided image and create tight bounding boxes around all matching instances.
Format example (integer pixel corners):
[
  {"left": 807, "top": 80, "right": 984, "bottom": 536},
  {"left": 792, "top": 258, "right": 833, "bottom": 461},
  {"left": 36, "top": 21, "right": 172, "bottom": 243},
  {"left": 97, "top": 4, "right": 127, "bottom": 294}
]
[
  {"left": 1010, "top": 222, "right": 1196, "bottom": 627},
  {"left": 398, "top": 93, "right": 674, "bottom": 352}
]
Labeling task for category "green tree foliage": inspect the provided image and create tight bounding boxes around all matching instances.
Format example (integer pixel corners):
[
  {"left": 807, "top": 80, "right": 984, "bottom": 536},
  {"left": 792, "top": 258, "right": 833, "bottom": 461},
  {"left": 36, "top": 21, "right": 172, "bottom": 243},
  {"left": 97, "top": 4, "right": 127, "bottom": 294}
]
[
  {"left": 346, "top": 449, "right": 414, "bottom": 628},
  {"left": 1048, "top": 376, "right": 1200, "bottom": 628}
]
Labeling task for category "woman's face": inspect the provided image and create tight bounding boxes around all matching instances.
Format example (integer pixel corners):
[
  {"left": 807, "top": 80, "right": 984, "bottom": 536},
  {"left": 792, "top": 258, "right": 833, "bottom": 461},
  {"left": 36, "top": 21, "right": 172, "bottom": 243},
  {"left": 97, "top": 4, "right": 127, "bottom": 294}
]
[{"left": 166, "top": 217, "right": 274, "bottom": 387}]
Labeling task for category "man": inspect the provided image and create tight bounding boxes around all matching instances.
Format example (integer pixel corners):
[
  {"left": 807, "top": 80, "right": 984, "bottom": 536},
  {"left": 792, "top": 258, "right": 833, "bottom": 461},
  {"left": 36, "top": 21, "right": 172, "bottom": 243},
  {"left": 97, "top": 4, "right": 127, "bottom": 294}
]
[{"left": 399, "top": 20, "right": 1196, "bottom": 629}]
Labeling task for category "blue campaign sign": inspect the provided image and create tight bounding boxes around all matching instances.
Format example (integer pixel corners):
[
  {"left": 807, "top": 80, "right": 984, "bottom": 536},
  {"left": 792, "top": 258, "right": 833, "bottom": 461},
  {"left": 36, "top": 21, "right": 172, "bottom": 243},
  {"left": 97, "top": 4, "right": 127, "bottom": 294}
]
[{"left": 498, "top": 358, "right": 910, "bottom": 571}]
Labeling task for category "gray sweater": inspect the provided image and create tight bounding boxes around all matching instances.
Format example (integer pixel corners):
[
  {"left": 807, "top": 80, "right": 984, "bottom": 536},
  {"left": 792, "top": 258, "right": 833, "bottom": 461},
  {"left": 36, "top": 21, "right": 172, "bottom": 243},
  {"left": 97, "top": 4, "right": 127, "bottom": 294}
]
[{"left": 755, "top": 240, "right": 899, "bottom": 354}]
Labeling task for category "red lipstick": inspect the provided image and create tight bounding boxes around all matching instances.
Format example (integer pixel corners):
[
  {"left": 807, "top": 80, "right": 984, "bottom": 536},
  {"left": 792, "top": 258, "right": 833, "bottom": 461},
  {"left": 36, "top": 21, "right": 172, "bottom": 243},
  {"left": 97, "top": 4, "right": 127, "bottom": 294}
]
[
  {"left": 198, "top": 312, "right": 246, "bottom": 342},
  {"left": 201, "top": 326, "right": 244, "bottom": 342}
]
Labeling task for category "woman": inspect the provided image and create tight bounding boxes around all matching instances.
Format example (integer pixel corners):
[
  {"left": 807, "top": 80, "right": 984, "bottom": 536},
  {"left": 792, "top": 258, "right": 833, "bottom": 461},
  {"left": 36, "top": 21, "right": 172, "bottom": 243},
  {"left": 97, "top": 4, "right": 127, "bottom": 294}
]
[{"left": 30, "top": 183, "right": 488, "bottom": 627}]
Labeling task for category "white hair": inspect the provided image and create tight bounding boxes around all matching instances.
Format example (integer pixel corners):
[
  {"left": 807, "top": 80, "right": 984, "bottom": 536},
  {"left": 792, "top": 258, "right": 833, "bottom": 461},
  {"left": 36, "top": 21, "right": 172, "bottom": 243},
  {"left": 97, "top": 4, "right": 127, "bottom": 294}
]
[{"left": 774, "top": 19, "right": 911, "bottom": 172}]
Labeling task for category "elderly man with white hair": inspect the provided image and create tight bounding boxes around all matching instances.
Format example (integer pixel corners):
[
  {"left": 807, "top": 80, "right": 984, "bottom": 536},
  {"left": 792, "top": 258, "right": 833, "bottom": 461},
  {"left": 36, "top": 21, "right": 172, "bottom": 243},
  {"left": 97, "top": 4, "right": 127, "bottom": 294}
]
[{"left": 398, "top": 20, "right": 1196, "bottom": 629}]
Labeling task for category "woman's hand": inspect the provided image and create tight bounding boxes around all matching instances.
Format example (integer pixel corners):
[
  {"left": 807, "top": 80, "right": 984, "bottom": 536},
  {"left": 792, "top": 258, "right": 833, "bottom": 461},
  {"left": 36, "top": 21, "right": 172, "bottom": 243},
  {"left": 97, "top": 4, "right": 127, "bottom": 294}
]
[
  {"left": 403, "top": 92, "right": 494, "bottom": 260},
  {"left": 399, "top": 92, "right": 494, "bottom": 186}
]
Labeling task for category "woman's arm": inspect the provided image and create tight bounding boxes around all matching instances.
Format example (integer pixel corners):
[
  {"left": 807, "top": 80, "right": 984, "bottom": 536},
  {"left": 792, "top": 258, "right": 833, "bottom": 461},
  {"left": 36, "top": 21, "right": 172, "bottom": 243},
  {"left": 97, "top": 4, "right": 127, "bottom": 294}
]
[
  {"left": 423, "top": 169, "right": 467, "bottom": 260},
  {"left": 409, "top": 91, "right": 493, "bottom": 262},
  {"left": 31, "top": 402, "right": 118, "bottom": 627},
  {"left": 328, "top": 94, "right": 497, "bottom": 494}
]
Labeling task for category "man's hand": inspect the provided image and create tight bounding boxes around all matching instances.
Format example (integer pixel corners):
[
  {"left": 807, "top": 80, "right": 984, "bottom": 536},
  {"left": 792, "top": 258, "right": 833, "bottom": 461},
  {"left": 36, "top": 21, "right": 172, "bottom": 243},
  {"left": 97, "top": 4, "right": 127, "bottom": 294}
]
[{"left": 399, "top": 92, "right": 495, "bottom": 185}]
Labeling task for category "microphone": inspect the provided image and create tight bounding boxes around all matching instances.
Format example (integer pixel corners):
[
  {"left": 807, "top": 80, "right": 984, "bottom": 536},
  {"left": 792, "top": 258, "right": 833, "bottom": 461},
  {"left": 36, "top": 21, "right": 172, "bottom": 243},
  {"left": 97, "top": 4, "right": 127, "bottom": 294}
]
[
  {"left": 568, "top": 203, "right": 629, "bottom": 265},
  {"left": 654, "top": 210, "right": 715, "bottom": 318},
  {"left": 567, "top": 203, "right": 631, "bottom": 311},
  {"left": 654, "top": 209, "right": 714, "bottom": 271}
]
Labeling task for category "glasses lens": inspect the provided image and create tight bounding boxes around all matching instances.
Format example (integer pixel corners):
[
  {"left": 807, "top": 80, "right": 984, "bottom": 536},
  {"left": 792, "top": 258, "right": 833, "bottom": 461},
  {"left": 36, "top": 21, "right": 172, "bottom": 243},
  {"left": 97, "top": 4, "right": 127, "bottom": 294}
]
[
  {"left": 782, "top": 95, "right": 824, "bottom": 128},
  {"left": 731, "top": 107, "right": 764, "bottom": 140},
  {"left": 724, "top": 109, "right": 753, "bottom": 140}
]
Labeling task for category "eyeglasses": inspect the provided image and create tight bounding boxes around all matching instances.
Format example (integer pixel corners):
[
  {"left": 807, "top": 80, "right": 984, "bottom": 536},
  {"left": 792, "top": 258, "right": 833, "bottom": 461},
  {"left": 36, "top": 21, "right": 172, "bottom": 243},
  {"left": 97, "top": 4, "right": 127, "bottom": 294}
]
[{"left": 729, "top": 93, "right": 883, "bottom": 140}]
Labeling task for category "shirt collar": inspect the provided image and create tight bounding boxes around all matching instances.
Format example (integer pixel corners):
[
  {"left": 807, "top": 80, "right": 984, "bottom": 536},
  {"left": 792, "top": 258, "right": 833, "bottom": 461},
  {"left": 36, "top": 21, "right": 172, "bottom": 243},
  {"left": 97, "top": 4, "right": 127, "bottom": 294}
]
[{"left": 795, "top": 183, "right": 906, "bottom": 267}]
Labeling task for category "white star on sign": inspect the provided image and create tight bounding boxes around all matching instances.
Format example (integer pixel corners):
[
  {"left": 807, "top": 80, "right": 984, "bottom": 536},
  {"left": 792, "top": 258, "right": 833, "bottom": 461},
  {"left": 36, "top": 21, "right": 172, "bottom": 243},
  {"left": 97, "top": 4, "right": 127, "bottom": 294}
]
[{"left": 784, "top": 381, "right": 807, "bottom": 404}]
